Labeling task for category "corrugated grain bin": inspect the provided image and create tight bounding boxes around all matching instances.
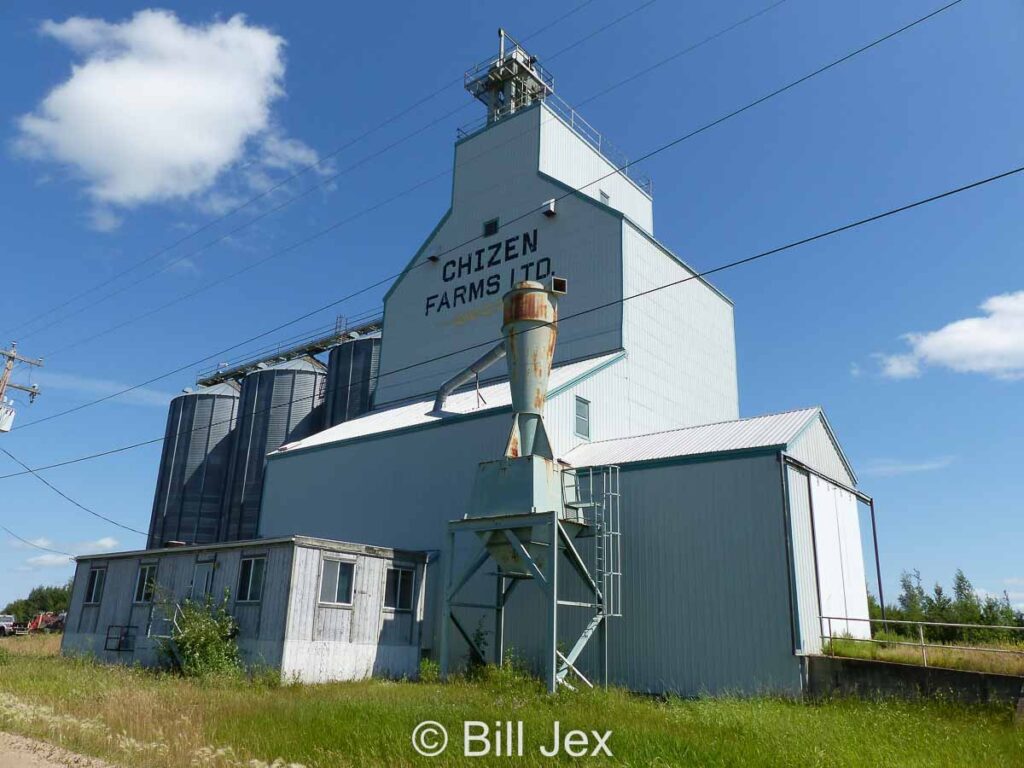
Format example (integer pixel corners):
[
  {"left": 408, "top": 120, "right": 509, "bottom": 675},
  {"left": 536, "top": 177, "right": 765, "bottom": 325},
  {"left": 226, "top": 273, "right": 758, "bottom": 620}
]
[
  {"left": 147, "top": 382, "right": 240, "bottom": 548},
  {"left": 325, "top": 337, "right": 380, "bottom": 426},
  {"left": 220, "top": 358, "right": 326, "bottom": 541}
]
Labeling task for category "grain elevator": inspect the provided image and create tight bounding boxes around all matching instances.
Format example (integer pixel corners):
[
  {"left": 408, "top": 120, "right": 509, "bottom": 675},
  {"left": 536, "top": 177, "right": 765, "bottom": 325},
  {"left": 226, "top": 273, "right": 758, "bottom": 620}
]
[{"left": 64, "top": 31, "right": 875, "bottom": 695}]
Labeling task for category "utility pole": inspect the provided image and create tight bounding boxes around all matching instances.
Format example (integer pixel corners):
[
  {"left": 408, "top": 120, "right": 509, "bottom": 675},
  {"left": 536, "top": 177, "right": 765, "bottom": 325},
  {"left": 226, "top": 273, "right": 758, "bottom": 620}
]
[{"left": 0, "top": 342, "right": 42, "bottom": 432}]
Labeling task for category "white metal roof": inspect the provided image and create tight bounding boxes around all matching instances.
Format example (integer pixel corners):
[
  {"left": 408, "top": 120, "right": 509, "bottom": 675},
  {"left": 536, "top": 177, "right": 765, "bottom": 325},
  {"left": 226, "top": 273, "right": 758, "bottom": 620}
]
[
  {"left": 273, "top": 352, "right": 623, "bottom": 454},
  {"left": 562, "top": 408, "right": 823, "bottom": 467}
]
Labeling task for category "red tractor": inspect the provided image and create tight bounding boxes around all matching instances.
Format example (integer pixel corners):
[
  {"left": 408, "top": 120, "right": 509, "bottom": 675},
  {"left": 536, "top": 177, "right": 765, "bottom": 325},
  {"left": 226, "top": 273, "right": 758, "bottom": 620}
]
[{"left": 26, "top": 612, "right": 65, "bottom": 633}]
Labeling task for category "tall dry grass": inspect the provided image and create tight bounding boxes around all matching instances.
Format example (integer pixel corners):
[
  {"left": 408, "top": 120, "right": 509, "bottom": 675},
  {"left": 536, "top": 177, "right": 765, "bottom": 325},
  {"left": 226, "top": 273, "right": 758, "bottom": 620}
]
[{"left": 827, "top": 633, "right": 1024, "bottom": 676}]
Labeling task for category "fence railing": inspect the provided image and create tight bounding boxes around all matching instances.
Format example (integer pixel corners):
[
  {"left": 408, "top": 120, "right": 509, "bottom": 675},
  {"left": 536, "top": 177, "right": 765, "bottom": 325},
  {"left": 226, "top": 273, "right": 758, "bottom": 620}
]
[{"left": 820, "top": 615, "right": 1024, "bottom": 669}]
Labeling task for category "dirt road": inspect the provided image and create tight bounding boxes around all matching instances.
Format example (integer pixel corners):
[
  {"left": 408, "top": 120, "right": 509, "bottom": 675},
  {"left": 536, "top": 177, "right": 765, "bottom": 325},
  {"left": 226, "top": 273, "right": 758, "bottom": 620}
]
[{"left": 0, "top": 732, "right": 113, "bottom": 768}]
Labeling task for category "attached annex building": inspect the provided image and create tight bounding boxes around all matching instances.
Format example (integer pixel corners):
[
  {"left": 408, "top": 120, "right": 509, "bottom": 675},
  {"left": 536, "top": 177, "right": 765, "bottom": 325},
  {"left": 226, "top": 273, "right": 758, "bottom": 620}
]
[{"left": 64, "top": 35, "right": 872, "bottom": 695}]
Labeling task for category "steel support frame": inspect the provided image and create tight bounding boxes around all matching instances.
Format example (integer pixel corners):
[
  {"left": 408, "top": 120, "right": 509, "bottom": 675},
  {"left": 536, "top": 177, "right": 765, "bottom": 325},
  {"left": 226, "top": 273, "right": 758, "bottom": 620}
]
[{"left": 439, "top": 510, "right": 608, "bottom": 693}]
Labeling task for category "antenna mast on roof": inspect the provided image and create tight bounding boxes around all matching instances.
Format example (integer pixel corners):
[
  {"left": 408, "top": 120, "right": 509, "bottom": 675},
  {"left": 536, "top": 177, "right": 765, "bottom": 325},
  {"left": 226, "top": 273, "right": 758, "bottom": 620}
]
[{"left": 465, "top": 29, "right": 554, "bottom": 124}]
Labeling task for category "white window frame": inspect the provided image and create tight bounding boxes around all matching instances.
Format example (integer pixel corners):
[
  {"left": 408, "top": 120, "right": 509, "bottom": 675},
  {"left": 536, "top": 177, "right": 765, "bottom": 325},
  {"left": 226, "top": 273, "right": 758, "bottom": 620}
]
[
  {"left": 84, "top": 567, "right": 106, "bottom": 605},
  {"left": 383, "top": 566, "right": 415, "bottom": 613},
  {"left": 574, "top": 396, "right": 591, "bottom": 440},
  {"left": 236, "top": 556, "right": 266, "bottom": 603},
  {"left": 133, "top": 563, "right": 158, "bottom": 604},
  {"left": 318, "top": 557, "right": 356, "bottom": 607}
]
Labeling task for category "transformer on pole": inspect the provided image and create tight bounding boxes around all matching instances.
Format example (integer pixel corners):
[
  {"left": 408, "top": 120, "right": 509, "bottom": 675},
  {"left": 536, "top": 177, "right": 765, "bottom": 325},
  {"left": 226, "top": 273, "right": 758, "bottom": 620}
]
[{"left": 0, "top": 342, "right": 42, "bottom": 432}]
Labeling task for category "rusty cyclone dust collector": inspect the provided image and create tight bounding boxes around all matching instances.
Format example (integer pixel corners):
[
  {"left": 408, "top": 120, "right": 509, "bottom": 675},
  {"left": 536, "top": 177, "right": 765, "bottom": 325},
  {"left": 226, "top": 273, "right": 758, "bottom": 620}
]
[{"left": 466, "top": 278, "right": 572, "bottom": 576}]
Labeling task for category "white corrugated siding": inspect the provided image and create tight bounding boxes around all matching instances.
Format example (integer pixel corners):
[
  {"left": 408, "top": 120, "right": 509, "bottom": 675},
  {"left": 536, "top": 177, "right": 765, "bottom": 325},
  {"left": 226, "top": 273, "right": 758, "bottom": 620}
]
[
  {"left": 537, "top": 103, "right": 653, "bottom": 232},
  {"left": 621, "top": 222, "right": 739, "bottom": 431},
  {"left": 788, "top": 417, "right": 856, "bottom": 486},
  {"left": 376, "top": 106, "right": 623, "bottom": 405},
  {"left": 786, "top": 465, "right": 823, "bottom": 655}
]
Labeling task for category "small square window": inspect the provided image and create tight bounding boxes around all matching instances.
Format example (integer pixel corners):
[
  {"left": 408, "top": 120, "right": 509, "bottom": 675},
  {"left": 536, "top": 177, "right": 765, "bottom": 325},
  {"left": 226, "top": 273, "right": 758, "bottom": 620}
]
[
  {"left": 85, "top": 568, "right": 106, "bottom": 605},
  {"left": 319, "top": 559, "right": 355, "bottom": 605},
  {"left": 599, "top": 190, "right": 610, "bottom": 205},
  {"left": 237, "top": 557, "right": 266, "bottom": 603},
  {"left": 483, "top": 218, "right": 499, "bottom": 237},
  {"left": 384, "top": 567, "right": 414, "bottom": 612},
  {"left": 575, "top": 396, "right": 591, "bottom": 440},
  {"left": 133, "top": 564, "right": 157, "bottom": 604}
]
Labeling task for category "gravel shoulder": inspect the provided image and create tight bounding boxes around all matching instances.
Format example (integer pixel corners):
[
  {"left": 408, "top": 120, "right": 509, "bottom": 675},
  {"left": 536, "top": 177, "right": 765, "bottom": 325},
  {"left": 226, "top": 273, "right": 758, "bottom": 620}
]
[{"left": 0, "top": 732, "right": 114, "bottom": 768}]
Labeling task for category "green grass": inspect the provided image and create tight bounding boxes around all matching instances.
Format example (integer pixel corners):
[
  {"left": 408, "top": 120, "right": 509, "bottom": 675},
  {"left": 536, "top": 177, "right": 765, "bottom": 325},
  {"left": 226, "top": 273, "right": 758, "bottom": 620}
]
[
  {"left": 827, "top": 632, "right": 1024, "bottom": 676},
  {"left": 0, "top": 635, "right": 1021, "bottom": 767}
]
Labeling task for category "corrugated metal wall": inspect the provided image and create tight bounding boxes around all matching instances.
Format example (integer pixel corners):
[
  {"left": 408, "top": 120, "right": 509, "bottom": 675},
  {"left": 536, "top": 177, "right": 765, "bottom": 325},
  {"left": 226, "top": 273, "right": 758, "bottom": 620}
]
[
  {"left": 537, "top": 102, "right": 653, "bottom": 232},
  {"left": 260, "top": 413, "right": 805, "bottom": 695},
  {"left": 220, "top": 361, "right": 326, "bottom": 542},
  {"left": 325, "top": 338, "right": 380, "bottom": 426},
  {"left": 147, "top": 385, "right": 239, "bottom": 548},
  {"left": 621, "top": 221, "right": 739, "bottom": 430},
  {"left": 786, "top": 465, "right": 823, "bottom": 655},
  {"left": 376, "top": 106, "right": 624, "bottom": 405},
  {"left": 789, "top": 418, "right": 855, "bottom": 487}
]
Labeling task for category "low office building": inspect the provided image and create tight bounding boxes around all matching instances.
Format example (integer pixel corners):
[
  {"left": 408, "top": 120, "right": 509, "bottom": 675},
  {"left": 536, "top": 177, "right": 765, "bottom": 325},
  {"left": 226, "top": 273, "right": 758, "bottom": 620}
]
[{"left": 63, "top": 536, "right": 428, "bottom": 683}]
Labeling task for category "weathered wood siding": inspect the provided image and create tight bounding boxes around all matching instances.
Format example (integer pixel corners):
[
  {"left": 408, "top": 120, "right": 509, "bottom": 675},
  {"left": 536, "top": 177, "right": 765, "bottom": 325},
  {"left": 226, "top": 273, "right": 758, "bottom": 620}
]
[{"left": 280, "top": 543, "right": 426, "bottom": 683}]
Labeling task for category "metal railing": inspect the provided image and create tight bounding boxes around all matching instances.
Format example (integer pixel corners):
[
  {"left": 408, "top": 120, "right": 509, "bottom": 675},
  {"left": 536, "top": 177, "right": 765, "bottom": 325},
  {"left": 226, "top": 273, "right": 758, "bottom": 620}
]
[
  {"left": 456, "top": 91, "right": 653, "bottom": 196},
  {"left": 820, "top": 615, "right": 1024, "bottom": 669}
]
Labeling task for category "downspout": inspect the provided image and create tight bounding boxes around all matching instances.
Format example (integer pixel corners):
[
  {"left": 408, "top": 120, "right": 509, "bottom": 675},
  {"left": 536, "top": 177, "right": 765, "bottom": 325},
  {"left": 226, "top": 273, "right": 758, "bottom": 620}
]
[{"left": 430, "top": 341, "right": 506, "bottom": 414}]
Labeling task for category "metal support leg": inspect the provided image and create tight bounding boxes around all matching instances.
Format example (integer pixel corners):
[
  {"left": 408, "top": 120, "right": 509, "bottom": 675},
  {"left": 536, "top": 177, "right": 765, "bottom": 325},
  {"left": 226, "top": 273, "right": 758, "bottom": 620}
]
[
  {"left": 598, "top": 610, "right": 608, "bottom": 688},
  {"left": 439, "top": 529, "right": 455, "bottom": 681},
  {"left": 869, "top": 499, "right": 887, "bottom": 629},
  {"left": 495, "top": 575, "right": 505, "bottom": 667},
  {"left": 546, "top": 511, "right": 559, "bottom": 694}
]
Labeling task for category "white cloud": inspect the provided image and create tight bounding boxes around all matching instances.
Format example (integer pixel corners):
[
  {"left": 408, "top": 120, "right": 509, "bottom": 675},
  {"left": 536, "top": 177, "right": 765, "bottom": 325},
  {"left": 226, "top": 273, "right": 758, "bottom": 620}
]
[
  {"left": 36, "top": 371, "right": 174, "bottom": 407},
  {"left": 873, "top": 353, "right": 920, "bottom": 380},
  {"left": 18, "top": 536, "right": 119, "bottom": 571},
  {"left": 9, "top": 536, "right": 54, "bottom": 550},
  {"left": 15, "top": 10, "right": 320, "bottom": 228},
  {"left": 72, "top": 537, "right": 119, "bottom": 554},
  {"left": 26, "top": 553, "right": 72, "bottom": 568},
  {"left": 877, "top": 291, "right": 1024, "bottom": 380},
  {"left": 88, "top": 208, "right": 123, "bottom": 233},
  {"left": 859, "top": 457, "right": 954, "bottom": 478}
]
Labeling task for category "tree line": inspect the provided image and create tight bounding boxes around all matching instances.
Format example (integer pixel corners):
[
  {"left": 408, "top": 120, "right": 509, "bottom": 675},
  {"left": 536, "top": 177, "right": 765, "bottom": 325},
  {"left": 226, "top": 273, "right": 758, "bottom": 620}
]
[
  {"left": 2, "top": 582, "right": 72, "bottom": 623},
  {"left": 869, "top": 569, "right": 1024, "bottom": 644}
]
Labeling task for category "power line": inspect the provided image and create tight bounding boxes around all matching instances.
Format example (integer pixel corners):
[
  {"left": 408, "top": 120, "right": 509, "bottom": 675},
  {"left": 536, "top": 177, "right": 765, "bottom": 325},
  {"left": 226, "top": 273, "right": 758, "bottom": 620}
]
[
  {"left": 2, "top": 158, "right": 1018, "bottom": 483},
  {"left": 22, "top": 0, "right": 770, "bottom": 366},
  {"left": 0, "top": 524, "right": 73, "bottom": 558},
  {"left": 0, "top": 447, "right": 146, "bottom": 535},
  {"left": 2, "top": 2, "right": 598, "bottom": 341},
  {"left": 7, "top": 1, "right": 618, "bottom": 345},
  {"left": 8, "top": 0, "right": 954, "bottom": 430},
  {"left": 29, "top": 0, "right": 789, "bottom": 362}
]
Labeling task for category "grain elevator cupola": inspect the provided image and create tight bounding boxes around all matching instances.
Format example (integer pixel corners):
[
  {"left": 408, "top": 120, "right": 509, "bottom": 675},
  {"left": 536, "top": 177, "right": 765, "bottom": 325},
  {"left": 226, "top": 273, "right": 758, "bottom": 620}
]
[{"left": 465, "top": 29, "right": 554, "bottom": 124}]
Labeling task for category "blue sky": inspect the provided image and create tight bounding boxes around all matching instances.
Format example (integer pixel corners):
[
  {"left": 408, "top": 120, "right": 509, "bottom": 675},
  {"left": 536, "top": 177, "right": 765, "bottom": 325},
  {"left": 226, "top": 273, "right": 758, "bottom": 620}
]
[{"left": 1, "top": 0, "right": 1021, "bottom": 611}]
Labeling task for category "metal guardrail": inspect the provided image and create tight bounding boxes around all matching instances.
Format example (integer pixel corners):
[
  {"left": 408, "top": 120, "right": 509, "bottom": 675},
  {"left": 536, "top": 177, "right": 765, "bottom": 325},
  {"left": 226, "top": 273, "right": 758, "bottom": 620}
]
[{"left": 820, "top": 615, "right": 1024, "bottom": 668}]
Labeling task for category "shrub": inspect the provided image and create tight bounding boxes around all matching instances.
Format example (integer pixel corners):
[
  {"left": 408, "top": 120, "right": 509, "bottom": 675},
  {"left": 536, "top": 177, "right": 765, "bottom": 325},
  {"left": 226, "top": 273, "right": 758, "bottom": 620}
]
[
  {"left": 160, "top": 593, "right": 242, "bottom": 679},
  {"left": 418, "top": 656, "right": 440, "bottom": 683}
]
